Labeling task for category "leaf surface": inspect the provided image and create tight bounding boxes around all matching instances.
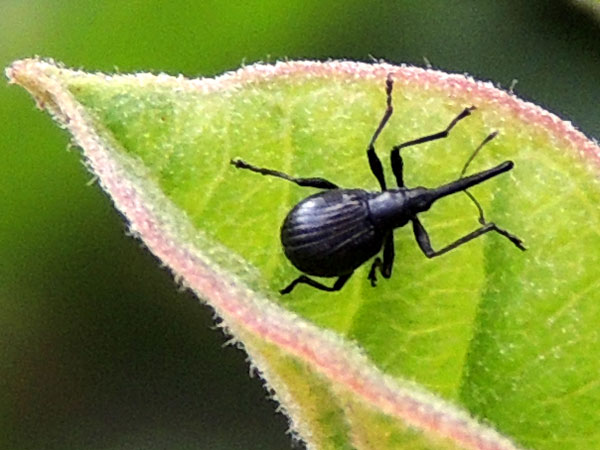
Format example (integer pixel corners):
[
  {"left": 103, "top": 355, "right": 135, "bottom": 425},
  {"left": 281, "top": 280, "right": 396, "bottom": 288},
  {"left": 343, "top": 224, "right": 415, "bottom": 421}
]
[{"left": 7, "top": 58, "right": 600, "bottom": 450}]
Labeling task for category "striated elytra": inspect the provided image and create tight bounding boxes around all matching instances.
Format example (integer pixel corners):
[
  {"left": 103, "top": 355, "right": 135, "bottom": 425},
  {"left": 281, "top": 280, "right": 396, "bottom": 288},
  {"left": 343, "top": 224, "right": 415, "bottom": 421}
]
[{"left": 232, "top": 75, "right": 525, "bottom": 294}]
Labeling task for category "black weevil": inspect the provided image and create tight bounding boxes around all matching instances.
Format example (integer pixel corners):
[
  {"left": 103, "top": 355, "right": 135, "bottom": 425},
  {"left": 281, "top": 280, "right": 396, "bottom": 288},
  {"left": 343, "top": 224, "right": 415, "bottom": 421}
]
[{"left": 231, "top": 75, "right": 525, "bottom": 294}]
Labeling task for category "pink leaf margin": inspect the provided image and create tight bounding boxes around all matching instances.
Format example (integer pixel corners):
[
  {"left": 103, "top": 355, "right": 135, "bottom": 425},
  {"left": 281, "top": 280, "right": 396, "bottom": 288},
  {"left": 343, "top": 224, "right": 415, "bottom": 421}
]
[{"left": 8, "top": 58, "right": 597, "bottom": 450}]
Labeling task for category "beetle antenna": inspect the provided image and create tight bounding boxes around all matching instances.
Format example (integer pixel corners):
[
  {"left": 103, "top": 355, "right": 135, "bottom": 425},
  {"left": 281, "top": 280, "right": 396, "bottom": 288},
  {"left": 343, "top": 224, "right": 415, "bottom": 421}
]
[
  {"left": 460, "top": 131, "right": 498, "bottom": 178},
  {"left": 459, "top": 131, "right": 498, "bottom": 224}
]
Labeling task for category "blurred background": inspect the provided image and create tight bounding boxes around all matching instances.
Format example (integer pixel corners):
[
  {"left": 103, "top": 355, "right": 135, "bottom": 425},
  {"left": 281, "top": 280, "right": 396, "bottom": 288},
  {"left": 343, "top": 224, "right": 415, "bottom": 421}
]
[{"left": 1, "top": 1, "right": 599, "bottom": 449}]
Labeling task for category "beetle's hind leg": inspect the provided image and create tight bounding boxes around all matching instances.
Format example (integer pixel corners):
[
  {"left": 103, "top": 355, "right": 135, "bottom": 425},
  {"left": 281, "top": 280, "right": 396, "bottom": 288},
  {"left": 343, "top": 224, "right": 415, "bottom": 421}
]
[
  {"left": 231, "top": 158, "right": 338, "bottom": 189},
  {"left": 280, "top": 273, "right": 352, "bottom": 294}
]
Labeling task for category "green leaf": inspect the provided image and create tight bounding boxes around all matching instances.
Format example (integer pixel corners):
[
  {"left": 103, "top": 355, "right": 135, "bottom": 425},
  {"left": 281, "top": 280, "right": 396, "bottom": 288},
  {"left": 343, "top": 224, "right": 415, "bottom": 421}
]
[{"left": 7, "top": 58, "right": 600, "bottom": 450}]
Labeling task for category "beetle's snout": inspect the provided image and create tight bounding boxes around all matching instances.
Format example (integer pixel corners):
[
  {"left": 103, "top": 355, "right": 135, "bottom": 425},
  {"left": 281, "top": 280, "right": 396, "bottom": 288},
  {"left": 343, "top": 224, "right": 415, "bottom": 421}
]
[{"left": 406, "top": 187, "right": 435, "bottom": 214}]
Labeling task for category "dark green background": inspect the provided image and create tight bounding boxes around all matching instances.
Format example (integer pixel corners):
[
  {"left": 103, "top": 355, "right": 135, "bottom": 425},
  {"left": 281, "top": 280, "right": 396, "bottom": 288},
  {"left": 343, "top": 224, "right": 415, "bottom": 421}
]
[{"left": 1, "top": 1, "right": 599, "bottom": 449}]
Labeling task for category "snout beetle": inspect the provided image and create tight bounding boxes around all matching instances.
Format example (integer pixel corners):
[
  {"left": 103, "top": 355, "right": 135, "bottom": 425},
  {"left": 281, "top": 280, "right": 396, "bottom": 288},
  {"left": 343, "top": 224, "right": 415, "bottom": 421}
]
[{"left": 231, "top": 75, "right": 525, "bottom": 294}]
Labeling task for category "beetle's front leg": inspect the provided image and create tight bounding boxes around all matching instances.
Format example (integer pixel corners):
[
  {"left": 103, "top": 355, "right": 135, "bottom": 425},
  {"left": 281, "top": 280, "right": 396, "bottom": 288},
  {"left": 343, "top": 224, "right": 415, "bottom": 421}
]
[
  {"left": 368, "top": 233, "right": 395, "bottom": 286},
  {"left": 412, "top": 217, "right": 525, "bottom": 257}
]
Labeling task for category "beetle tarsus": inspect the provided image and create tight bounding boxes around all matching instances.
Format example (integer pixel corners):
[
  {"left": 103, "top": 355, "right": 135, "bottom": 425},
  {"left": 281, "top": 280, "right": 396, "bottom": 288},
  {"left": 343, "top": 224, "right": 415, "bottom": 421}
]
[
  {"left": 280, "top": 273, "right": 352, "bottom": 294},
  {"left": 368, "top": 257, "right": 382, "bottom": 287},
  {"left": 490, "top": 223, "right": 527, "bottom": 251}
]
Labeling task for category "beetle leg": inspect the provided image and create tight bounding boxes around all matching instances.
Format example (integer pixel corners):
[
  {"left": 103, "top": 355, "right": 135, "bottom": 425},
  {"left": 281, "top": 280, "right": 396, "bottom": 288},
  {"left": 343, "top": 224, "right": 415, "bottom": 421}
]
[
  {"left": 411, "top": 217, "right": 526, "bottom": 258},
  {"left": 390, "top": 148, "right": 405, "bottom": 187},
  {"left": 367, "top": 146, "right": 387, "bottom": 191},
  {"left": 391, "top": 106, "right": 475, "bottom": 187},
  {"left": 231, "top": 158, "right": 338, "bottom": 189},
  {"left": 368, "top": 232, "right": 395, "bottom": 286},
  {"left": 366, "top": 74, "right": 394, "bottom": 191},
  {"left": 382, "top": 232, "right": 395, "bottom": 276},
  {"left": 368, "top": 257, "right": 382, "bottom": 286},
  {"left": 280, "top": 273, "right": 352, "bottom": 294}
]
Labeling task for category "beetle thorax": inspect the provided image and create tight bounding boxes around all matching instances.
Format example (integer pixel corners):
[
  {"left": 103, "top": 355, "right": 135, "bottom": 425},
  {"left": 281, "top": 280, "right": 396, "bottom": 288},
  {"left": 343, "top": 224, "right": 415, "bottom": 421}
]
[{"left": 367, "top": 190, "right": 413, "bottom": 230}]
